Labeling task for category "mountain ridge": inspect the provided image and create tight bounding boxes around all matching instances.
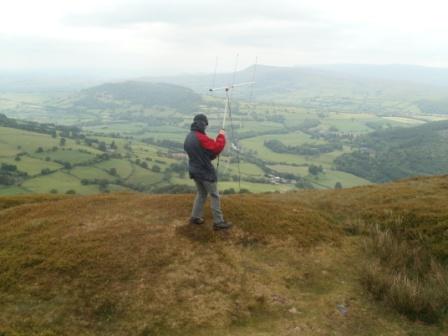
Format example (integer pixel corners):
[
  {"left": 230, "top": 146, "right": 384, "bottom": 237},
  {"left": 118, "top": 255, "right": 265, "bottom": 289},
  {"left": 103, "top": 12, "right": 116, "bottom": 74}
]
[{"left": 140, "top": 63, "right": 448, "bottom": 94}]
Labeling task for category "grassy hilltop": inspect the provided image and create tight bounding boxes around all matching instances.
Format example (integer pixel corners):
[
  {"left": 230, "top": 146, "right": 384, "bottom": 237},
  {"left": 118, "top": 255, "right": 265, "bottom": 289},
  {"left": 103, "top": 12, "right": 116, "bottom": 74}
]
[{"left": 1, "top": 176, "right": 447, "bottom": 335}]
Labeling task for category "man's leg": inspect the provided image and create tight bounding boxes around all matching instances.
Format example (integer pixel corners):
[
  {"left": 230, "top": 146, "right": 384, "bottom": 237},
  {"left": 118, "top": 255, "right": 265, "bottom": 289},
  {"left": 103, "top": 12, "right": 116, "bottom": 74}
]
[
  {"left": 191, "top": 179, "right": 208, "bottom": 220},
  {"left": 202, "top": 181, "right": 224, "bottom": 224}
]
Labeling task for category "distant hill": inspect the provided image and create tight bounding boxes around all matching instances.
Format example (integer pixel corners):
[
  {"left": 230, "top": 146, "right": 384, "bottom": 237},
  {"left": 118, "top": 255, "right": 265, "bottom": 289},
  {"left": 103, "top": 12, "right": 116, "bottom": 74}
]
[
  {"left": 0, "top": 176, "right": 447, "bottom": 334},
  {"left": 0, "top": 72, "right": 105, "bottom": 92},
  {"left": 334, "top": 120, "right": 448, "bottom": 182},
  {"left": 142, "top": 64, "right": 381, "bottom": 96},
  {"left": 141, "top": 64, "right": 448, "bottom": 109},
  {"left": 313, "top": 64, "right": 448, "bottom": 88},
  {"left": 81, "top": 81, "right": 202, "bottom": 113}
]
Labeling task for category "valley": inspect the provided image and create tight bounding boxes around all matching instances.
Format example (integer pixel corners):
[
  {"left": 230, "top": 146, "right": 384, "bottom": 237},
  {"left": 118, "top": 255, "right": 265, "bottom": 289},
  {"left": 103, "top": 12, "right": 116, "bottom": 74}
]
[{"left": 2, "top": 66, "right": 448, "bottom": 196}]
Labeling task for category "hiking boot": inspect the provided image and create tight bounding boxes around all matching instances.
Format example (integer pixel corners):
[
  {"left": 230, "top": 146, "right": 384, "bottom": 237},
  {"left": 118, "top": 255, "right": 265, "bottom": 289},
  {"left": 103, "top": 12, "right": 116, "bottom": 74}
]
[
  {"left": 189, "top": 217, "right": 205, "bottom": 225},
  {"left": 213, "top": 221, "right": 232, "bottom": 230}
]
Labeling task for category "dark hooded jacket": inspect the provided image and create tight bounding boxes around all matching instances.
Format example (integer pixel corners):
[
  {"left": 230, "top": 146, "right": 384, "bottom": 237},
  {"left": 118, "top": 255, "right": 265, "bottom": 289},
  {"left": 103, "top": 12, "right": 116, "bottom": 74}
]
[{"left": 183, "top": 118, "right": 226, "bottom": 182}]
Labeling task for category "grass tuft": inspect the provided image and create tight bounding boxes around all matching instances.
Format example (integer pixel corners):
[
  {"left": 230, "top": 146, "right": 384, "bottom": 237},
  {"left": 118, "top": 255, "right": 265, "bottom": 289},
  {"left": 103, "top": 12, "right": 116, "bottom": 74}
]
[{"left": 361, "top": 223, "right": 448, "bottom": 323}]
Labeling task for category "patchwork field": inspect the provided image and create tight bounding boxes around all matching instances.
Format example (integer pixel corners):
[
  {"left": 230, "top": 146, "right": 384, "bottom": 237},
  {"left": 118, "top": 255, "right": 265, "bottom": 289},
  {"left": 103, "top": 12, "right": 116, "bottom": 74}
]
[{"left": 1, "top": 78, "right": 448, "bottom": 195}]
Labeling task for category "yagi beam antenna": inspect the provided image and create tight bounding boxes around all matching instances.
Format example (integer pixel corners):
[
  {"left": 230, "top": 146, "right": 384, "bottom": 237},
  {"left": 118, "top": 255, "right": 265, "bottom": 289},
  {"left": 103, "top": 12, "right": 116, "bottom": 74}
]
[
  {"left": 209, "top": 81, "right": 255, "bottom": 92},
  {"left": 209, "top": 81, "right": 256, "bottom": 129}
]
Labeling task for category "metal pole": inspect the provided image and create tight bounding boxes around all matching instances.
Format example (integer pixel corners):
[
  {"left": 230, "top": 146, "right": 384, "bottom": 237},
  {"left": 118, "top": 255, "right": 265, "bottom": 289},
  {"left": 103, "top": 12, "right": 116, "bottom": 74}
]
[{"left": 222, "top": 89, "right": 229, "bottom": 129}]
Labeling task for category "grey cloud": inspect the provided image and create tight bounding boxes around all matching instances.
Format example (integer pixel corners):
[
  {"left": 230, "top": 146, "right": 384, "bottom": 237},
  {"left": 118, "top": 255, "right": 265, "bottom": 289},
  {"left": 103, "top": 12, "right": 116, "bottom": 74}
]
[
  {"left": 65, "top": 0, "right": 318, "bottom": 27},
  {"left": 2, "top": 0, "right": 448, "bottom": 76},
  {"left": 0, "top": 35, "right": 154, "bottom": 76},
  {"left": 215, "top": 23, "right": 348, "bottom": 49}
]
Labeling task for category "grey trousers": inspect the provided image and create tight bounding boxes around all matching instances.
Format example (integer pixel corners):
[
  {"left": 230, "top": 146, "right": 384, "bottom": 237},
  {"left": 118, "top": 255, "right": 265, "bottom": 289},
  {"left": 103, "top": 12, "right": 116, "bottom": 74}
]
[{"left": 191, "top": 179, "right": 224, "bottom": 224}]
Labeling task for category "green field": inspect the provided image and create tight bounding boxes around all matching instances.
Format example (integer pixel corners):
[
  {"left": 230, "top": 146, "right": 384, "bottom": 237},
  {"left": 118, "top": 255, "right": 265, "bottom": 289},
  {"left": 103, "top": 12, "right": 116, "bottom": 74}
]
[
  {"left": 34, "top": 149, "right": 96, "bottom": 165},
  {"left": 309, "top": 170, "right": 372, "bottom": 189},
  {"left": 95, "top": 159, "right": 134, "bottom": 179},
  {"left": 270, "top": 131, "right": 324, "bottom": 146},
  {"left": 0, "top": 142, "right": 20, "bottom": 157},
  {"left": 21, "top": 171, "right": 99, "bottom": 194},
  {"left": 382, "top": 116, "right": 427, "bottom": 125},
  {"left": 241, "top": 136, "right": 350, "bottom": 169},
  {"left": 0, "top": 185, "right": 30, "bottom": 195},
  {"left": 239, "top": 120, "right": 285, "bottom": 133},
  {"left": 126, "top": 164, "right": 164, "bottom": 185},
  {"left": 0, "top": 156, "right": 62, "bottom": 176},
  {"left": 0, "top": 126, "right": 60, "bottom": 152},
  {"left": 320, "top": 118, "right": 373, "bottom": 133},
  {"left": 268, "top": 164, "right": 310, "bottom": 176},
  {"left": 83, "top": 122, "right": 147, "bottom": 134},
  {"left": 227, "top": 161, "right": 265, "bottom": 177},
  {"left": 241, "top": 136, "right": 309, "bottom": 165},
  {"left": 69, "top": 166, "right": 116, "bottom": 181},
  {"left": 267, "top": 163, "right": 371, "bottom": 188},
  {"left": 137, "top": 132, "right": 186, "bottom": 143}
]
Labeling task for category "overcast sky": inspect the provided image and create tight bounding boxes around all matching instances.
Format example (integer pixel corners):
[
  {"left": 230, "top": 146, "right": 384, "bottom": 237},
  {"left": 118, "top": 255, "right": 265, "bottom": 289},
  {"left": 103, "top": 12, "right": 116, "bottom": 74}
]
[{"left": 1, "top": 0, "right": 447, "bottom": 76}]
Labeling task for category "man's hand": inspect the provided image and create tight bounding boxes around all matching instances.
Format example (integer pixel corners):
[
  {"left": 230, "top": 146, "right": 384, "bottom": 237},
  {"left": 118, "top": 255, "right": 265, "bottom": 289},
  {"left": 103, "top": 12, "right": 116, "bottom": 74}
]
[{"left": 219, "top": 129, "right": 226, "bottom": 136}]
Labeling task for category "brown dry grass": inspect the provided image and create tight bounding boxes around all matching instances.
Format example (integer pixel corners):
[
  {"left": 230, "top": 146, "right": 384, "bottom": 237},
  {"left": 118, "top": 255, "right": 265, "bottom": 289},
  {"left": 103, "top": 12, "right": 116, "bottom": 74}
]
[
  {"left": 0, "top": 192, "right": 339, "bottom": 335},
  {"left": 0, "top": 176, "right": 448, "bottom": 335},
  {"left": 0, "top": 194, "right": 68, "bottom": 211},
  {"left": 361, "top": 225, "right": 448, "bottom": 323}
]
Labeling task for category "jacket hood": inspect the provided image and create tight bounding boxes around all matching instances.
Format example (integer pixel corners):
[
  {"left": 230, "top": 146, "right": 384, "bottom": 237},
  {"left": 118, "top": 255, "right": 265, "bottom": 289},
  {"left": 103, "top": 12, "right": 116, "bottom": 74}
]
[{"left": 190, "top": 120, "right": 207, "bottom": 133}]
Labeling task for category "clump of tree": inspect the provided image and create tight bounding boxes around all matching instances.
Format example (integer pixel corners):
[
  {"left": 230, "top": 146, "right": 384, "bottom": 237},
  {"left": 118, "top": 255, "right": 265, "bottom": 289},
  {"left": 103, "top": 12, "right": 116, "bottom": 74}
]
[
  {"left": 295, "top": 179, "right": 314, "bottom": 189},
  {"left": 109, "top": 168, "right": 118, "bottom": 176},
  {"left": 222, "top": 188, "right": 236, "bottom": 195},
  {"left": 81, "top": 178, "right": 110, "bottom": 192},
  {"left": 264, "top": 139, "right": 342, "bottom": 156},
  {"left": 41, "top": 168, "right": 53, "bottom": 175},
  {"left": 134, "top": 159, "right": 149, "bottom": 169},
  {"left": 0, "top": 113, "right": 81, "bottom": 138},
  {"left": 308, "top": 164, "right": 323, "bottom": 176},
  {"left": 0, "top": 163, "right": 28, "bottom": 186},
  {"left": 165, "top": 162, "right": 187, "bottom": 177}
]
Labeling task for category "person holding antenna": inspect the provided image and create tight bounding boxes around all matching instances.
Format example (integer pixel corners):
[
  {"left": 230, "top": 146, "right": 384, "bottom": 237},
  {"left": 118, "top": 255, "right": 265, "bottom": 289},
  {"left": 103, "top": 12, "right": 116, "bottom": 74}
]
[{"left": 183, "top": 113, "right": 232, "bottom": 230}]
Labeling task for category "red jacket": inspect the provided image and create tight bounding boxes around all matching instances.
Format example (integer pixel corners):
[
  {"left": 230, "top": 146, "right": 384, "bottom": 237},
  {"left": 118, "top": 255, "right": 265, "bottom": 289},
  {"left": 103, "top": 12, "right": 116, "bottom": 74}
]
[
  {"left": 195, "top": 132, "right": 226, "bottom": 156},
  {"left": 184, "top": 123, "right": 226, "bottom": 182}
]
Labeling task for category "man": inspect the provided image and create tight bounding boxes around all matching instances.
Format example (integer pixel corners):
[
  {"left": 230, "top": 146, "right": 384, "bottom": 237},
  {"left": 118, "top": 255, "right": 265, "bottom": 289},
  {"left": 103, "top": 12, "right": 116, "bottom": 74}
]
[{"left": 183, "top": 113, "right": 232, "bottom": 230}]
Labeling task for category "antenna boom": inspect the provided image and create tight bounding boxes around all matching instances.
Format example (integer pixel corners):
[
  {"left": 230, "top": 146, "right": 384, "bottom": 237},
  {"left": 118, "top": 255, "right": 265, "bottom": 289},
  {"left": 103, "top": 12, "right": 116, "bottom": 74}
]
[{"left": 209, "top": 81, "right": 255, "bottom": 92}]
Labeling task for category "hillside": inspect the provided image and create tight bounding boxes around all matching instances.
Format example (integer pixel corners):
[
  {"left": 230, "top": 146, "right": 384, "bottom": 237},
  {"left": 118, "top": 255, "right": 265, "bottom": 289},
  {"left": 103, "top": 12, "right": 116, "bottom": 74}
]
[
  {"left": 335, "top": 120, "right": 448, "bottom": 182},
  {"left": 1, "top": 176, "right": 447, "bottom": 335},
  {"left": 81, "top": 81, "right": 202, "bottom": 113}
]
